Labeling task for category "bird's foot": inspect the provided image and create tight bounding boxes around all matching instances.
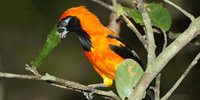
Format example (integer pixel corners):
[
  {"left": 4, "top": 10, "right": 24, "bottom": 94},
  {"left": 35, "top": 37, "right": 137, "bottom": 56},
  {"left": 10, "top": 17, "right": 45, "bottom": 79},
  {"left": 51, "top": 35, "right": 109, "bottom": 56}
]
[{"left": 83, "top": 83, "right": 107, "bottom": 99}]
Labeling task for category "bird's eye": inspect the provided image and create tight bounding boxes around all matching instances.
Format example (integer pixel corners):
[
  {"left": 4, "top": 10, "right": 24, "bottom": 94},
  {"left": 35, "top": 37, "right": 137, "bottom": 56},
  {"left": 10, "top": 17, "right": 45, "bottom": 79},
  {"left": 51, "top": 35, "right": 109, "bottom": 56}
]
[{"left": 61, "top": 21, "right": 67, "bottom": 26}]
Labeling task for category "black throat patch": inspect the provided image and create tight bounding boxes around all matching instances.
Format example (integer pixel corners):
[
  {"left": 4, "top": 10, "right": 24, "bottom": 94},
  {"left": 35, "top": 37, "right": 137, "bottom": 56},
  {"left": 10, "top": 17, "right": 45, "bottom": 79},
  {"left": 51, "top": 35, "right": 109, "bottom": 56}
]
[
  {"left": 58, "top": 16, "right": 93, "bottom": 51},
  {"left": 67, "top": 16, "right": 93, "bottom": 51}
]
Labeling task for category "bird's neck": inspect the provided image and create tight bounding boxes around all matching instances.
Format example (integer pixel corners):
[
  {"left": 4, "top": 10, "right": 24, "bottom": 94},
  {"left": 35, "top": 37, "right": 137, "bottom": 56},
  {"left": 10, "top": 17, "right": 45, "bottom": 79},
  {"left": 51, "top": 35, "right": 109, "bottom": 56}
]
[{"left": 76, "top": 30, "right": 93, "bottom": 52}]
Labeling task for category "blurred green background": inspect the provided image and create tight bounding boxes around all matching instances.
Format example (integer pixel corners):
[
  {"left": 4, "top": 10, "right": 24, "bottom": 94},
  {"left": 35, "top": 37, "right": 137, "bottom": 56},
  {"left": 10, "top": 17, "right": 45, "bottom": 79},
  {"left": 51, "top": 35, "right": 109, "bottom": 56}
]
[{"left": 0, "top": 0, "right": 199, "bottom": 100}]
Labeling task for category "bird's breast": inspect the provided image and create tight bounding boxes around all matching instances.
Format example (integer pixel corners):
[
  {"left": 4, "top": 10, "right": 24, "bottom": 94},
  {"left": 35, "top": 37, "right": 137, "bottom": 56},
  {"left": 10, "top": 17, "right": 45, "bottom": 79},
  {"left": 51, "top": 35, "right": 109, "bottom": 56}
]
[{"left": 83, "top": 41, "right": 124, "bottom": 80}]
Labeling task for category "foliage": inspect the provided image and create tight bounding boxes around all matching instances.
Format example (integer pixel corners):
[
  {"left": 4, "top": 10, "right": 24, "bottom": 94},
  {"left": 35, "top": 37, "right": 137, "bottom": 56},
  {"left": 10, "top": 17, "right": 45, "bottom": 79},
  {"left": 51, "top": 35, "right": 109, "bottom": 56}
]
[
  {"left": 32, "top": 26, "right": 60, "bottom": 67},
  {"left": 117, "top": 3, "right": 172, "bottom": 31},
  {"left": 115, "top": 59, "right": 145, "bottom": 99}
]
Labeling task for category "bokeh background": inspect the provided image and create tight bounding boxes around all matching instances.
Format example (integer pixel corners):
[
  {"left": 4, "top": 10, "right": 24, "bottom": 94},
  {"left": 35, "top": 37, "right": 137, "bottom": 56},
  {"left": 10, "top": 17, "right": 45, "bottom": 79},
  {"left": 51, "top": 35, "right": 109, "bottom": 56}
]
[{"left": 0, "top": 0, "right": 199, "bottom": 100}]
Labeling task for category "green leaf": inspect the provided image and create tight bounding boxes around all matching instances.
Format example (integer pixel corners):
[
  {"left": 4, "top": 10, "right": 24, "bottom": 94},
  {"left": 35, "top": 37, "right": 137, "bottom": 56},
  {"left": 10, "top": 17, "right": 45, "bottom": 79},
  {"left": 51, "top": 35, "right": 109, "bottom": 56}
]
[
  {"left": 126, "top": 9, "right": 144, "bottom": 25},
  {"left": 115, "top": 59, "right": 145, "bottom": 99},
  {"left": 148, "top": 3, "right": 172, "bottom": 31},
  {"left": 117, "top": 6, "right": 131, "bottom": 17},
  {"left": 118, "top": 3, "right": 172, "bottom": 31},
  {"left": 117, "top": 6, "right": 124, "bottom": 17},
  {"left": 32, "top": 25, "right": 61, "bottom": 67},
  {"left": 168, "top": 31, "right": 181, "bottom": 39},
  {"left": 117, "top": 6, "right": 144, "bottom": 25}
]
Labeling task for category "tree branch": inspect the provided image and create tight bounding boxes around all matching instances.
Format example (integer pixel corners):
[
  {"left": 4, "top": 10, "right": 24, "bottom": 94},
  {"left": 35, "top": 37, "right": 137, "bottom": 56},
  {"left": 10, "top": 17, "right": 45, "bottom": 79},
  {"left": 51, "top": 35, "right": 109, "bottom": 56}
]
[
  {"left": 129, "top": 16, "right": 200, "bottom": 100},
  {"left": 89, "top": 0, "right": 116, "bottom": 12},
  {"left": 153, "top": 29, "right": 167, "bottom": 100},
  {"left": 89, "top": 0, "right": 200, "bottom": 100},
  {"left": 0, "top": 56, "right": 4, "bottom": 100},
  {"left": 162, "top": 30, "right": 168, "bottom": 51},
  {"left": 155, "top": 73, "right": 161, "bottom": 100},
  {"left": 164, "top": 0, "right": 195, "bottom": 20},
  {"left": 161, "top": 52, "right": 200, "bottom": 100},
  {"left": 135, "top": 0, "right": 156, "bottom": 63},
  {"left": 121, "top": 14, "right": 148, "bottom": 50},
  {"left": 0, "top": 72, "right": 39, "bottom": 80},
  {"left": 0, "top": 66, "right": 121, "bottom": 100},
  {"left": 129, "top": 0, "right": 156, "bottom": 99}
]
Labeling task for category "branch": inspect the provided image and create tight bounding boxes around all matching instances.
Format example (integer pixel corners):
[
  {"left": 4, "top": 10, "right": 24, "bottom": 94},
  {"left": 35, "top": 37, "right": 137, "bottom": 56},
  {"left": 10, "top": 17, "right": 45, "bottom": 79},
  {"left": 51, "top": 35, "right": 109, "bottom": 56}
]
[
  {"left": 121, "top": 14, "right": 148, "bottom": 50},
  {"left": 129, "top": 0, "right": 156, "bottom": 99},
  {"left": 135, "top": 0, "right": 156, "bottom": 63},
  {"left": 161, "top": 52, "right": 200, "bottom": 100},
  {"left": 129, "top": 16, "right": 200, "bottom": 100},
  {"left": 0, "top": 66, "right": 121, "bottom": 100},
  {"left": 0, "top": 72, "right": 39, "bottom": 79},
  {"left": 89, "top": 0, "right": 116, "bottom": 12},
  {"left": 0, "top": 56, "right": 5, "bottom": 100},
  {"left": 162, "top": 30, "right": 168, "bottom": 51},
  {"left": 90, "top": 1, "right": 200, "bottom": 100},
  {"left": 153, "top": 29, "right": 167, "bottom": 99},
  {"left": 155, "top": 74, "right": 161, "bottom": 100},
  {"left": 164, "top": 0, "right": 195, "bottom": 20}
]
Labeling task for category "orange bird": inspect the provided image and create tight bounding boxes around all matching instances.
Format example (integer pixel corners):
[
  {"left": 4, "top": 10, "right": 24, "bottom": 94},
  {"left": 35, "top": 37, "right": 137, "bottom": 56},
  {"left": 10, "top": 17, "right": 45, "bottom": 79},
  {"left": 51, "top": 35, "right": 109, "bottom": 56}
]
[
  {"left": 57, "top": 6, "right": 154, "bottom": 100},
  {"left": 57, "top": 6, "right": 143, "bottom": 87},
  {"left": 57, "top": 6, "right": 147, "bottom": 88}
]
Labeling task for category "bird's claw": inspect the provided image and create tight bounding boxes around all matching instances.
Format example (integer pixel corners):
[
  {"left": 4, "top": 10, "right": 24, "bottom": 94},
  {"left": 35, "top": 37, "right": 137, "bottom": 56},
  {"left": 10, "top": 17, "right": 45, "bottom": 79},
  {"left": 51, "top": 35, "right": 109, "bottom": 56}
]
[{"left": 83, "top": 91, "right": 94, "bottom": 100}]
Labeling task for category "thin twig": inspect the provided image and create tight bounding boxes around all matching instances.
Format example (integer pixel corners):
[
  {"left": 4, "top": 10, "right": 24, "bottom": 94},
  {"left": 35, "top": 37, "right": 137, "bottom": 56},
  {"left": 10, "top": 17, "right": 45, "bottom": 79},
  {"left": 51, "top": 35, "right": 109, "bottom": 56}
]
[
  {"left": 0, "top": 71, "right": 121, "bottom": 100},
  {"left": 161, "top": 30, "right": 168, "bottom": 50},
  {"left": 25, "top": 64, "right": 41, "bottom": 76},
  {"left": 164, "top": 0, "right": 195, "bottom": 20},
  {"left": 106, "top": 0, "right": 121, "bottom": 35},
  {"left": 111, "top": 0, "right": 118, "bottom": 10},
  {"left": 0, "top": 72, "right": 40, "bottom": 80},
  {"left": 2, "top": 64, "right": 121, "bottom": 100},
  {"left": 155, "top": 74, "right": 161, "bottom": 100},
  {"left": 161, "top": 52, "right": 200, "bottom": 100},
  {"left": 154, "top": 29, "right": 167, "bottom": 100},
  {"left": 0, "top": 57, "right": 4, "bottom": 100},
  {"left": 89, "top": 0, "right": 116, "bottom": 12},
  {"left": 121, "top": 14, "right": 148, "bottom": 50}
]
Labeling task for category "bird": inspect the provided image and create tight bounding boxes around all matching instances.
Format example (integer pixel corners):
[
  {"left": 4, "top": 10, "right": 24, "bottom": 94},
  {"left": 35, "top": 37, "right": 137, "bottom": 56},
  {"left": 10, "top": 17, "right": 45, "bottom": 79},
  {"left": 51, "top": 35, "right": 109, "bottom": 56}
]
[{"left": 56, "top": 6, "right": 154, "bottom": 99}]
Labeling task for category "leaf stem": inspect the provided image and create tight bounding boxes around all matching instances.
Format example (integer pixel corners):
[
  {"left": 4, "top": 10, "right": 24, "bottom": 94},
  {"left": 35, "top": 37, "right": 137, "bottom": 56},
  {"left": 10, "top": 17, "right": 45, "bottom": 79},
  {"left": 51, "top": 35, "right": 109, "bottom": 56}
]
[{"left": 164, "top": 0, "right": 194, "bottom": 20}]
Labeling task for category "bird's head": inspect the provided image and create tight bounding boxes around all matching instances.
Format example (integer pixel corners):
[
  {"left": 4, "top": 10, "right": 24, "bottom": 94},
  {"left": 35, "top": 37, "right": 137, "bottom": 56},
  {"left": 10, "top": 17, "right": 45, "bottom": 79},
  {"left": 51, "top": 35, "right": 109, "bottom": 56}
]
[
  {"left": 57, "top": 6, "right": 102, "bottom": 38},
  {"left": 57, "top": 16, "right": 81, "bottom": 38}
]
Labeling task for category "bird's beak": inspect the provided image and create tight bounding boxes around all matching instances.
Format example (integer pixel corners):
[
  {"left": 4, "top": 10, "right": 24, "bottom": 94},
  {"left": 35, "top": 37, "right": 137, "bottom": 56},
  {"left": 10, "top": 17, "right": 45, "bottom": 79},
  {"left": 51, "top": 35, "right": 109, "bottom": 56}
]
[{"left": 57, "top": 27, "right": 69, "bottom": 39}]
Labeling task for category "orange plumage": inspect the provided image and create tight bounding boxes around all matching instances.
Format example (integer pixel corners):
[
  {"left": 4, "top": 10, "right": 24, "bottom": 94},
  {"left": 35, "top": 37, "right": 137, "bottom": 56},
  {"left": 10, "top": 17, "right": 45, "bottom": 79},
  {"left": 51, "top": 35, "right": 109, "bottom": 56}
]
[{"left": 57, "top": 6, "right": 142, "bottom": 87}]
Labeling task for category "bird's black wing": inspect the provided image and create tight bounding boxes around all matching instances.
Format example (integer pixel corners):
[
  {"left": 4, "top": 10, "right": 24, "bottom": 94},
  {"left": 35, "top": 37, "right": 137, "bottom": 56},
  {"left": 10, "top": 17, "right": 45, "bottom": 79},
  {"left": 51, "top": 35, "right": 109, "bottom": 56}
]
[{"left": 107, "top": 34, "right": 144, "bottom": 69}]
